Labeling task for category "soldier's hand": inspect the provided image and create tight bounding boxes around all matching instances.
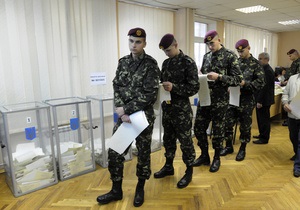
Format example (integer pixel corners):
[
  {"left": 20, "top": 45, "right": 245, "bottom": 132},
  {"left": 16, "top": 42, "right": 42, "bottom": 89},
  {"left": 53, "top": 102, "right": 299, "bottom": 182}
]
[
  {"left": 115, "top": 107, "right": 125, "bottom": 117},
  {"left": 256, "top": 103, "right": 262, "bottom": 109},
  {"left": 162, "top": 81, "right": 173, "bottom": 92},
  {"left": 121, "top": 114, "right": 131, "bottom": 123},
  {"left": 240, "top": 80, "right": 245, "bottom": 86},
  {"left": 207, "top": 72, "right": 218, "bottom": 80}
]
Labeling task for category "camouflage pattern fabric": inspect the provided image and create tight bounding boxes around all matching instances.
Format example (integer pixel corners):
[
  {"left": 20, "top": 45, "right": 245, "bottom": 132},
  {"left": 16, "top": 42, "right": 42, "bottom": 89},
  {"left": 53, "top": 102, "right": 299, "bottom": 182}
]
[
  {"left": 194, "top": 46, "right": 243, "bottom": 149},
  {"left": 161, "top": 50, "right": 199, "bottom": 166},
  {"left": 290, "top": 58, "right": 300, "bottom": 75},
  {"left": 224, "top": 54, "right": 265, "bottom": 144},
  {"left": 108, "top": 51, "right": 160, "bottom": 181}
]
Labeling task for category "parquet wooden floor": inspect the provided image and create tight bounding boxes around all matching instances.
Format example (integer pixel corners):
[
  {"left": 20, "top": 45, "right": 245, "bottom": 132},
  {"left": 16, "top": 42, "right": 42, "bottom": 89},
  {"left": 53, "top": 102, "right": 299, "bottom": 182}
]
[{"left": 1, "top": 118, "right": 299, "bottom": 210}]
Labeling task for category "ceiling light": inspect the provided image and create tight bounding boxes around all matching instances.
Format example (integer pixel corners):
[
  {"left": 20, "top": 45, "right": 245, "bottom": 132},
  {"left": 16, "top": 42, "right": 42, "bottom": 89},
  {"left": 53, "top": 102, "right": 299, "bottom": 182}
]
[
  {"left": 278, "top": 20, "right": 300, "bottom": 25},
  {"left": 235, "top": 5, "right": 269, "bottom": 14}
]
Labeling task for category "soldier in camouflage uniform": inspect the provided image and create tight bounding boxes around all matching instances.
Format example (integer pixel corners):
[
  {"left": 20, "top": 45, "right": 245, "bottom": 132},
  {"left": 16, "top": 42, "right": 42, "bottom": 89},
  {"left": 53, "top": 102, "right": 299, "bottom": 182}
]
[
  {"left": 193, "top": 30, "right": 242, "bottom": 172},
  {"left": 153, "top": 34, "right": 199, "bottom": 189},
  {"left": 287, "top": 49, "right": 300, "bottom": 76},
  {"left": 220, "top": 39, "right": 265, "bottom": 161},
  {"left": 96, "top": 28, "right": 160, "bottom": 207}
]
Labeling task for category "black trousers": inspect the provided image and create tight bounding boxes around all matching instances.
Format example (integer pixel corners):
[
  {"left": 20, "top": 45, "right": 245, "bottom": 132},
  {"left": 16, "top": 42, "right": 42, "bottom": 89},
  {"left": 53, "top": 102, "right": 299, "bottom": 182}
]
[{"left": 256, "top": 105, "right": 271, "bottom": 142}]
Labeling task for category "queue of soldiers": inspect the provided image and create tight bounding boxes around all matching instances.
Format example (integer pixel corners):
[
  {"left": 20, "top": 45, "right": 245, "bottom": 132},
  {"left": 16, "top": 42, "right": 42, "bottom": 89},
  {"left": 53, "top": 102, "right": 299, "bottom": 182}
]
[{"left": 96, "top": 27, "right": 300, "bottom": 207}]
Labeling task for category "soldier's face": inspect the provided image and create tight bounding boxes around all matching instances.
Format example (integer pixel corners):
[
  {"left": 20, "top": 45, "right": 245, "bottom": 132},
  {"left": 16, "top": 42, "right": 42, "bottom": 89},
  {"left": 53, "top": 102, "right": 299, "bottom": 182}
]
[
  {"left": 289, "top": 53, "right": 298, "bottom": 61},
  {"left": 128, "top": 36, "right": 146, "bottom": 56},
  {"left": 163, "top": 43, "right": 177, "bottom": 58},
  {"left": 237, "top": 46, "right": 250, "bottom": 59},
  {"left": 206, "top": 38, "right": 221, "bottom": 53}
]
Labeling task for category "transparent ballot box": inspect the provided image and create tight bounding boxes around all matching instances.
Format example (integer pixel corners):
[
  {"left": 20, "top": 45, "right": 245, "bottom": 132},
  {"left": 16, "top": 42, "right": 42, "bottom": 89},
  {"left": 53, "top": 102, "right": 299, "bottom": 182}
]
[
  {"left": 44, "top": 97, "right": 95, "bottom": 180},
  {"left": 0, "top": 102, "right": 58, "bottom": 197},
  {"left": 88, "top": 94, "right": 132, "bottom": 168}
]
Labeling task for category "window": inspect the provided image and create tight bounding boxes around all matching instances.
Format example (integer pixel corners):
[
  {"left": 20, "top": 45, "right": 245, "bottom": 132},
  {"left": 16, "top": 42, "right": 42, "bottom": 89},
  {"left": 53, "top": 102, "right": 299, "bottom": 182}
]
[{"left": 194, "top": 22, "right": 207, "bottom": 71}]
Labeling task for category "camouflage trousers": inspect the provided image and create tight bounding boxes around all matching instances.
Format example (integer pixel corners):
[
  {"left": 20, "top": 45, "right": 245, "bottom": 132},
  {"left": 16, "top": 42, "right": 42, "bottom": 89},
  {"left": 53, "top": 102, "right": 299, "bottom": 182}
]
[
  {"left": 108, "top": 116, "right": 154, "bottom": 181},
  {"left": 162, "top": 102, "right": 196, "bottom": 166},
  {"left": 224, "top": 97, "right": 255, "bottom": 144},
  {"left": 194, "top": 102, "right": 228, "bottom": 149}
]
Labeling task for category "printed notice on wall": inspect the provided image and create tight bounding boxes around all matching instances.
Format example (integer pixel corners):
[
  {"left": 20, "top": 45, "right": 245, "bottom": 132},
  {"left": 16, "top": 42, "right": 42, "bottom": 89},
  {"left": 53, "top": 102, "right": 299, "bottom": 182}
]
[{"left": 90, "top": 72, "right": 107, "bottom": 85}]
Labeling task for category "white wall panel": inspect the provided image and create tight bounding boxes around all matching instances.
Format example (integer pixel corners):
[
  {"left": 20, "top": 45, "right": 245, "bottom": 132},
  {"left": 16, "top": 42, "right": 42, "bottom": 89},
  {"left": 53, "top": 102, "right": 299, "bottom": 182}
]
[{"left": 118, "top": 2, "right": 174, "bottom": 68}]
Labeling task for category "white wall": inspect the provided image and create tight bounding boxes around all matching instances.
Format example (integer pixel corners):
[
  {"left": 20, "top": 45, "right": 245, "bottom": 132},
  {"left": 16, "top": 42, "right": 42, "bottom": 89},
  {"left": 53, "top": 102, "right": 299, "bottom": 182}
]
[{"left": 118, "top": 2, "right": 174, "bottom": 68}]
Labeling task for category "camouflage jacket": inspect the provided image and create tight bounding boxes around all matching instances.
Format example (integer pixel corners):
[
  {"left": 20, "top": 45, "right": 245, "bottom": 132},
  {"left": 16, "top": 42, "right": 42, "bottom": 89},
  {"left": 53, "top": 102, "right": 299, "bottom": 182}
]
[
  {"left": 238, "top": 54, "right": 265, "bottom": 96},
  {"left": 161, "top": 50, "right": 200, "bottom": 103},
  {"left": 113, "top": 51, "right": 160, "bottom": 116},
  {"left": 290, "top": 58, "right": 300, "bottom": 76},
  {"left": 201, "top": 46, "right": 243, "bottom": 90}
]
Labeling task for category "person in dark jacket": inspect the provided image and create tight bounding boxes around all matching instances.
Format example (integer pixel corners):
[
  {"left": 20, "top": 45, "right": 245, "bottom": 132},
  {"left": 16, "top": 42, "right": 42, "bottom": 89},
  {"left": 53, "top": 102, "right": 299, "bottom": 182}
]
[{"left": 253, "top": 52, "right": 275, "bottom": 144}]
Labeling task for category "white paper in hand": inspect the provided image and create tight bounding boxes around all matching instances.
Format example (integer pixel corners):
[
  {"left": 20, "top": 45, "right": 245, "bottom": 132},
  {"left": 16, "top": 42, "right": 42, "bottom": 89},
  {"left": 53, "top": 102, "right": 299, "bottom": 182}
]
[{"left": 108, "top": 111, "right": 149, "bottom": 154}]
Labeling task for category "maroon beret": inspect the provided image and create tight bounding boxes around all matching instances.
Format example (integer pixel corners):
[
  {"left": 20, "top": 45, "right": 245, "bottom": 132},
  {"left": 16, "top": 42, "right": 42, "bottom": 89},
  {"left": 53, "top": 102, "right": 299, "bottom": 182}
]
[
  {"left": 204, "top": 30, "right": 218, "bottom": 43},
  {"left": 159, "top": 34, "right": 175, "bottom": 49},
  {"left": 235, "top": 39, "right": 249, "bottom": 50},
  {"left": 128, "top": 27, "right": 146, "bottom": 38},
  {"left": 287, "top": 49, "right": 297, "bottom": 55}
]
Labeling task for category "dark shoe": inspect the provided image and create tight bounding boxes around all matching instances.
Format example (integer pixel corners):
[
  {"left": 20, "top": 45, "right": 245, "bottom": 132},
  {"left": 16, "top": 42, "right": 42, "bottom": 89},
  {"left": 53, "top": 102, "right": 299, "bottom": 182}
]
[
  {"left": 193, "top": 155, "right": 210, "bottom": 166},
  {"left": 209, "top": 158, "right": 220, "bottom": 172},
  {"left": 133, "top": 188, "right": 144, "bottom": 207},
  {"left": 154, "top": 165, "right": 174, "bottom": 178},
  {"left": 252, "top": 135, "right": 260, "bottom": 139},
  {"left": 294, "top": 170, "right": 300, "bottom": 177},
  {"left": 177, "top": 167, "right": 193, "bottom": 189},
  {"left": 290, "top": 155, "right": 296, "bottom": 161},
  {"left": 236, "top": 150, "right": 246, "bottom": 161},
  {"left": 97, "top": 181, "right": 123, "bottom": 204},
  {"left": 253, "top": 139, "right": 268, "bottom": 144},
  {"left": 97, "top": 190, "right": 123, "bottom": 204},
  {"left": 220, "top": 147, "right": 234, "bottom": 156},
  {"left": 133, "top": 178, "right": 145, "bottom": 207}
]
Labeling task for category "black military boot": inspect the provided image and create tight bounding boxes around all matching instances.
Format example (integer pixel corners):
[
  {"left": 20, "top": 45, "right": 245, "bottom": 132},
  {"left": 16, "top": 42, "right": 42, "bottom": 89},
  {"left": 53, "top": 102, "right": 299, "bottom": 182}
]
[
  {"left": 209, "top": 148, "right": 221, "bottom": 172},
  {"left": 220, "top": 140, "right": 234, "bottom": 156},
  {"left": 97, "top": 180, "right": 123, "bottom": 204},
  {"left": 133, "top": 178, "right": 145, "bottom": 207},
  {"left": 236, "top": 142, "right": 246, "bottom": 161},
  {"left": 193, "top": 144, "right": 210, "bottom": 166},
  {"left": 177, "top": 166, "right": 193, "bottom": 188},
  {"left": 154, "top": 158, "right": 174, "bottom": 178}
]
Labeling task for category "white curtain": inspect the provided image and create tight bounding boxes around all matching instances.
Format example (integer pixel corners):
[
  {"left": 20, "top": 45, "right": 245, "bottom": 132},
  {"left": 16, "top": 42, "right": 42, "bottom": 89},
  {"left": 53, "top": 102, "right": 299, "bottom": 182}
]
[
  {"left": 118, "top": 2, "right": 174, "bottom": 68},
  {"left": 0, "top": 0, "right": 118, "bottom": 105},
  {"left": 224, "top": 22, "right": 278, "bottom": 69}
]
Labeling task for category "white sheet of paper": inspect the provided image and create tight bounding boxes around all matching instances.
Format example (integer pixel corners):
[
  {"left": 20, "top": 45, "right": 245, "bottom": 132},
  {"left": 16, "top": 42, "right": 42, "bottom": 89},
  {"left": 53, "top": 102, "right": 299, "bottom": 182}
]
[
  {"left": 290, "top": 90, "right": 300, "bottom": 118},
  {"left": 198, "top": 75, "right": 211, "bottom": 106},
  {"left": 107, "top": 111, "right": 149, "bottom": 154},
  {"left": 229, "top": 86, "right": 240, "bottom": 107},
  {"left": 154, "top": 84, "right": 171, "bottom": 110}
]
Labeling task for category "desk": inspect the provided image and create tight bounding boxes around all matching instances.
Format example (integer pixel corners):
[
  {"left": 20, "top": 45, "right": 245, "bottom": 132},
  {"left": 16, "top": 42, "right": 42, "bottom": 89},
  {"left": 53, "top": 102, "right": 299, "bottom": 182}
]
[{"left": 270, "top": 94, "right": 282, "bottom": 118}]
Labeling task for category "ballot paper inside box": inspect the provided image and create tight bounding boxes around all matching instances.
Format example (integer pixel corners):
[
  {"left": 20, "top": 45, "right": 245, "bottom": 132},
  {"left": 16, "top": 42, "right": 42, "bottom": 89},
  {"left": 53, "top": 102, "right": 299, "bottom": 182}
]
[
  {"left": 43, "top": 97, "right": 95, "bottom": 181},
  {"left": 87, "top": 95, "right": 132, "bottom": 168},
  {"left": 0, "top": 102, "right": 58, "bottom": 197}
]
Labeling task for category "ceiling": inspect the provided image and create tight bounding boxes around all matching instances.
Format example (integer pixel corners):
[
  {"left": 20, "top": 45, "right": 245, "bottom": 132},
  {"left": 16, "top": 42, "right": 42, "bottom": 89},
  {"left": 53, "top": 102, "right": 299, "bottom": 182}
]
[{"left": 120, "top": 0, "right": 300, "bottom": 33}]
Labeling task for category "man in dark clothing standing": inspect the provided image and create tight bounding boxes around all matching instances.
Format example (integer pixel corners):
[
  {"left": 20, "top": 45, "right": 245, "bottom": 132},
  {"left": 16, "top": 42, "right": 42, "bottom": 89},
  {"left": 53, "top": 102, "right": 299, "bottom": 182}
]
[
  {"left": 154, "top": 34, "right": 199, "bottom": 188},
  {"left": 253, "top": 52, "right": 275, "bottom": 144}
]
